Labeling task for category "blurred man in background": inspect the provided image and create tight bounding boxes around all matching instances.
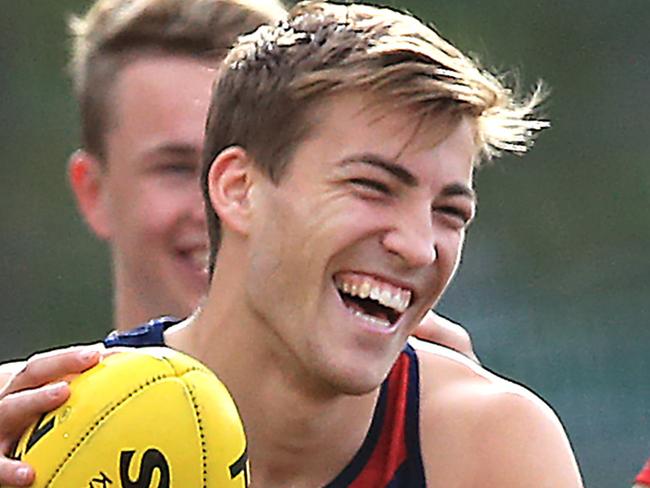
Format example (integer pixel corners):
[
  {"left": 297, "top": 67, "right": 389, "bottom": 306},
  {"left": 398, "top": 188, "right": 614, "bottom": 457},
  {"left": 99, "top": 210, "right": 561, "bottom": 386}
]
[
  {"left": 66, "top": 0, "right": 286, "bottom": 332},
  {"left": 0, "top": 0, "right": 284, "bottom": 485}
]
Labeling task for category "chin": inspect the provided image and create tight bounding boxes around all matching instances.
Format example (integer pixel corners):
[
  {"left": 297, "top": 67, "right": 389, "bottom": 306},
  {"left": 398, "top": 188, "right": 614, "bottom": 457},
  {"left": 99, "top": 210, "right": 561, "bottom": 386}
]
[
  {"left": 335, "top": 380, "right": 382, "bottom": 397},
  {"left": 322, "top": 363, "right": 392, "bottom": 397}
]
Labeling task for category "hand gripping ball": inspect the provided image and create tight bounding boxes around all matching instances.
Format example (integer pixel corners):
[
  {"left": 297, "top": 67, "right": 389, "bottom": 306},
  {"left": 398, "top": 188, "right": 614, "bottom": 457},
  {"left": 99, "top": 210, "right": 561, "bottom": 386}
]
[{"left": 9, "top": 347, "right": 249, "bottom": 488}]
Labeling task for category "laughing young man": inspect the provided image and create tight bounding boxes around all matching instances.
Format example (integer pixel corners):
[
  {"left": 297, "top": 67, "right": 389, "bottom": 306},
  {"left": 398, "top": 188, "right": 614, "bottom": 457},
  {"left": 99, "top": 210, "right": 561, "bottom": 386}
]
[{"left": 101, "top": 2, "right": 581, "bottom": 486}]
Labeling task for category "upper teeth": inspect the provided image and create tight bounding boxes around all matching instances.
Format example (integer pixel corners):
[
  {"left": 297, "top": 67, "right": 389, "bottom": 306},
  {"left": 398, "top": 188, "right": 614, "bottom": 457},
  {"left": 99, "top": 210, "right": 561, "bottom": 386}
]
[{"left": 337, "top": 276, "right": 411, "bottom": 314}]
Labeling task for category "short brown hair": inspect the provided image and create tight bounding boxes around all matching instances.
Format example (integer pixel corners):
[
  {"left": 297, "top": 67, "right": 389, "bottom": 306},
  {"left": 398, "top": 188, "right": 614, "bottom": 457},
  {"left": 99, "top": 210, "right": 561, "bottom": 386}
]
[
  {"left": 201, "top": 1, "right": 548, "bottom": 271},
  {"left": 68, "top": 0, "right": 287, "bottom": 159}
]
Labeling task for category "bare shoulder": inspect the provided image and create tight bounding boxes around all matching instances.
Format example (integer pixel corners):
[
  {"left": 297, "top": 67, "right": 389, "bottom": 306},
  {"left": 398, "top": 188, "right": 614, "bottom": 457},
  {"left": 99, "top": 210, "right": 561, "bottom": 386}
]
[{"left": 409, "top": 338, "right": 583, "bottom": 488}]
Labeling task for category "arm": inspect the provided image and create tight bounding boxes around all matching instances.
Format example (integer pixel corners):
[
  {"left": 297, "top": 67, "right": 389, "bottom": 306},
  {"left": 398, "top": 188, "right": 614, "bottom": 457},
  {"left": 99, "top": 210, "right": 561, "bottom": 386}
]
[
  {"left": 0, "top": 347, "right": 102, "bottom": 486},
  {"left": 412, "top": 310, "right": 479, "bottom": 363}
]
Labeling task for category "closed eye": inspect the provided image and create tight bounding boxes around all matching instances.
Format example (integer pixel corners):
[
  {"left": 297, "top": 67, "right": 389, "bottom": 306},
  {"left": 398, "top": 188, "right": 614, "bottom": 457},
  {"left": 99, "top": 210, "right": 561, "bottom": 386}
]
[
  {"left": 159, "top": 161, "right": 198, "bottom": 176},
  {"left": 435, "top": 206, "right": 473, "bottom": 227},
  {"left": 348, "top": 178, "right": 392, "bottom": 195}
]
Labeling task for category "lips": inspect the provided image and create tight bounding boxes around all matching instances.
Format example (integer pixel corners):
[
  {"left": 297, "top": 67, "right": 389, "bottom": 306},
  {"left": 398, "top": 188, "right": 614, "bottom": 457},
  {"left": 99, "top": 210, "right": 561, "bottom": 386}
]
[
  {"left": 334, "top": 272, "right": 413, "bottom": 327},
  {"left": 188, "top": 248, "right": 209, "bottom": 272},
  {"left": 177, "top": 247, "right": 210, "bottom": 275}
]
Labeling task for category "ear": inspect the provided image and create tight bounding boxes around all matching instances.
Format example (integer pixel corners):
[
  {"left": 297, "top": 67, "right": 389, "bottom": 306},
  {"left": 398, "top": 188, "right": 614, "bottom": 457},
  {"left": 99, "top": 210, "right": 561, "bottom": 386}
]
[
  {"left": 68, "top": 150, "right": 112, "bottom": 240},
  {"left": 206, "top": 146, "right": 255, "bottom": 237}
]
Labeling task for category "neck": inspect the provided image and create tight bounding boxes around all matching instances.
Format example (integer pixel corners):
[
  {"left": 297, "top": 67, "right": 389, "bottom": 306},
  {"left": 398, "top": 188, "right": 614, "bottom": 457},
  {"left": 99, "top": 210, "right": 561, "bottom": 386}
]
[
  {"left": 112, "top": 277, "right": 144, "bottom": 332},
  {"left": 165, "top": 251, "right": 381, "bottom": 487}
]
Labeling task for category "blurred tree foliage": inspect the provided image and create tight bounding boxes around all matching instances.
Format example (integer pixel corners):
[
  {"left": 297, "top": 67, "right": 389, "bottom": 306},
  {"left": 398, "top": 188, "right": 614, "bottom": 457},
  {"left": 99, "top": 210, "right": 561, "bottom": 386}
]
[{"left": 1, "top": 1, "right": 648, "bottom": 486}]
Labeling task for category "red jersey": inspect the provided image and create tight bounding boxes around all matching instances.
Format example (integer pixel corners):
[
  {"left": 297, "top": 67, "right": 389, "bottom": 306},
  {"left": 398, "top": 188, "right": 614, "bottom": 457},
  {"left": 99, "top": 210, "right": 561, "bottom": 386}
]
[{"left": 324, "top": 343, "right": 425, "bottom": 487}]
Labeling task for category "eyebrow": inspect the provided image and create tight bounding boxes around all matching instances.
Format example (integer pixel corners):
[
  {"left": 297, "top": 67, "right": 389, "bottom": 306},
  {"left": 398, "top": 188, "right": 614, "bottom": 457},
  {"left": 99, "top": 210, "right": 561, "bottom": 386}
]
[
  {"left": 339, "top": 154, "right": 418, "bottom": 187},
  {"left": 150, "top": 142, "right": 200, "bottom": 156},
  {"left": 339, "top": 153, "right": 477, "bottom": 202},
  {"left": 441, "top": 182, "right": 477, "bottom": 203}
]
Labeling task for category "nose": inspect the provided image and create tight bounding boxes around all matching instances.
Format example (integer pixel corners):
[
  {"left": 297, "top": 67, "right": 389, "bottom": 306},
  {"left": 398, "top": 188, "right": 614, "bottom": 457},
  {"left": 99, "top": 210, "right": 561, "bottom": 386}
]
[{"left": 381, "top": 208, "right": 437, "bottom": 269}]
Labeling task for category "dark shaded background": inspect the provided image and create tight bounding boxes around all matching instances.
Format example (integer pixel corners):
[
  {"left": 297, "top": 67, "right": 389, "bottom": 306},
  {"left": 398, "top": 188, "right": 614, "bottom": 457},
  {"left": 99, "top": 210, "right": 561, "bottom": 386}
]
[{"left": 1, "top": 1, "right": 648, "bottom": 486}]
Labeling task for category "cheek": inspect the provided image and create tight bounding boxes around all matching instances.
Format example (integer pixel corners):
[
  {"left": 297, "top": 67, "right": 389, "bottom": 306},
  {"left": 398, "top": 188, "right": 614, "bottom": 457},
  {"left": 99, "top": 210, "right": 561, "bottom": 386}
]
[
  {"left": 303, "top": 191, "right": 380, "bottom": 243},
  {"left": 118, "top": 188, "right": 189, "bottom": 243},
  {"left": 248, "top": 194, "right": 332, "bottom": 297}
]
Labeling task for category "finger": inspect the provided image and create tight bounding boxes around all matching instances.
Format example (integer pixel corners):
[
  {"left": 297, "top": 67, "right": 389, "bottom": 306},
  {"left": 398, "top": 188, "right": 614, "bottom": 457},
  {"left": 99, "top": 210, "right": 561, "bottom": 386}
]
[
  {"left": 2, "top": 345, "right": 102, "bottom": 396},
  {"left": 0, "top": 382, "right": 70, "bottom": 444},
  {"left": 100, "top": 346, "right": 134, "bottom": 358},
  {"left": 0, "top": 458, "right": 34, "bottom": 487}
]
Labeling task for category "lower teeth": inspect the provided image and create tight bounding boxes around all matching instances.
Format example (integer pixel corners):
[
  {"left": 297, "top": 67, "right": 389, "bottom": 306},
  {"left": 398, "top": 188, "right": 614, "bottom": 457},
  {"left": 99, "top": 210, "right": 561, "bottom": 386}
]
[{"left": 352, "top": 310, "right": 391, "bottom": 328}]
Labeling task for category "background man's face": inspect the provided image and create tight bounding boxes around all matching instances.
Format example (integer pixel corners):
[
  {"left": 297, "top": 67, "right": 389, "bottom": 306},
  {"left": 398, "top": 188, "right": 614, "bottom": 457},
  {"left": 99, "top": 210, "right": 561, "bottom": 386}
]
[{"left": 97, "top": 55, "right": 216, "bottom": 324}]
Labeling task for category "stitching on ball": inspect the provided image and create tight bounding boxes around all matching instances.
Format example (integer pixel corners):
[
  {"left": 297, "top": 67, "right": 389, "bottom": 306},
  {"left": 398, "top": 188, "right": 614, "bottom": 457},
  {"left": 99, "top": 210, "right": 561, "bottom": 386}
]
[
  {"left": 183, "top": 381, "right": 208, "bottom": 488},
  {"left": 44, "top": 368, "right": 202, "bottom": 487}
]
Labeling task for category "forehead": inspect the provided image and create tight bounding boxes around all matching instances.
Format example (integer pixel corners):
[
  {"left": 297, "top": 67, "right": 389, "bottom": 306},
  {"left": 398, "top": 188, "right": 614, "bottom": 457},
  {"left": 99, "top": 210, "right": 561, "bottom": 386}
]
[
  {"left": 111, "top": 53, "right": 217, "bottom": 121},
  {"left": 294, "top": 93, "right": 477, "bottom": 185},
  {"left": 105, "top": 54, "right": 217, "bottom": 158}
]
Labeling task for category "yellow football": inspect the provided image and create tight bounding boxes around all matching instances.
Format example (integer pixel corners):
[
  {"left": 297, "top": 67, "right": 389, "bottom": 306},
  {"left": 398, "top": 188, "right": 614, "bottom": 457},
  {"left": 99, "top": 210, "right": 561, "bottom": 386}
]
[{"left": 10, "top": 347, "right": 249, "bottom": 487}]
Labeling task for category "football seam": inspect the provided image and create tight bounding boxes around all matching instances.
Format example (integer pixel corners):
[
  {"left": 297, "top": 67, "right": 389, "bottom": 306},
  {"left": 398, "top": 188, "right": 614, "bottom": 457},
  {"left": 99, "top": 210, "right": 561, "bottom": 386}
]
[
  {"left": 45, "top": 366, "right": 204, "bottom": 487},
  {"left": 182, "top": 381, "right": 208, "bottom": 488},
  {"left": 160, "top": 352, "right": 209, "bottom": 486}
]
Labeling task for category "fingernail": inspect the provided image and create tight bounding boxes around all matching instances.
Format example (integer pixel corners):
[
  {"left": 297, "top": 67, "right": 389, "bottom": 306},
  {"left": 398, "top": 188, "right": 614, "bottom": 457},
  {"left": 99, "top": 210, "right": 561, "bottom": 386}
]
[
  {"left": 80, "top": 348, "right": 100, "bottom": 362},
  {"left": 16, "top": 466, "right": 31, "bottom": 484}
]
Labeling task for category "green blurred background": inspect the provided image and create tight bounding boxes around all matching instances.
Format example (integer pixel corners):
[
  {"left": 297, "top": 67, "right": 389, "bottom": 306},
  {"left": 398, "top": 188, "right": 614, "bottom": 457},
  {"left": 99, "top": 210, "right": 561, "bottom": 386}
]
[{"left": 1, "top": 1, "right": 648, "bottom": 486}]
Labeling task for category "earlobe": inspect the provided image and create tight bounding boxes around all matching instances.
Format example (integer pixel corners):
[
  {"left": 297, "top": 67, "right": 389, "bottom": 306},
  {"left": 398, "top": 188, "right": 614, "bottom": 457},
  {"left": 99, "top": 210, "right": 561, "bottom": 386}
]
[
  {"left": 68, "top": 150, "right": 112, "bottom": 240},
  {"left": 207, "top": 146, "right": 255, "bottom": 237}
]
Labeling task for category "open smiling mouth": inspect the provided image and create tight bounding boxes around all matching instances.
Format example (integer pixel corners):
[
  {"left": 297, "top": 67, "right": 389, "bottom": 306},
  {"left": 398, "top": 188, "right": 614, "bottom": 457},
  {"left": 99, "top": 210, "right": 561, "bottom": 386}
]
[
  {"left": 178, "top": 248, "right": 210, "bottom": 274},
  {"left": 334, "top": 273, "right": 412, "bottom": 328}
]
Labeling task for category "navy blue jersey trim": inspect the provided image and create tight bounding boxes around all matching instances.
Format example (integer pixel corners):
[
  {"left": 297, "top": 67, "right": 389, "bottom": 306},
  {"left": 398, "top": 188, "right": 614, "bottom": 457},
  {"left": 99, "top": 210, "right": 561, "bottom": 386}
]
[
  {"left": 403, "top": 343, "right": 426, "bottom": 486},
  {"left": 103, "top": 316, "right": 180, "bottom": 348},
  {"left": 323, "top": 379, "right": 389, "bottom": 487},
  {"left": 385, "top": 462, "right": 422, "bottom": 487}
]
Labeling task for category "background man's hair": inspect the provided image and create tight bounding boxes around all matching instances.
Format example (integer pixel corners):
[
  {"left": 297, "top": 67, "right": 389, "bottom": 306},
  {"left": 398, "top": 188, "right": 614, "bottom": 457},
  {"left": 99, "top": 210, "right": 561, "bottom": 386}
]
[
  {"left": 68, "top": 0, "right": 287, "bottom": 159},
  {"left": 201, "top": 1, "right": 549, "bottom": 272}
]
